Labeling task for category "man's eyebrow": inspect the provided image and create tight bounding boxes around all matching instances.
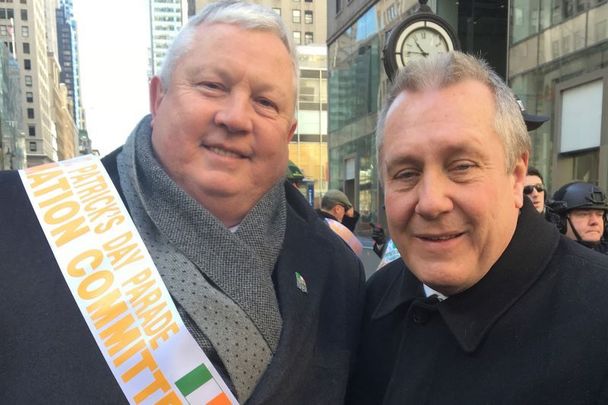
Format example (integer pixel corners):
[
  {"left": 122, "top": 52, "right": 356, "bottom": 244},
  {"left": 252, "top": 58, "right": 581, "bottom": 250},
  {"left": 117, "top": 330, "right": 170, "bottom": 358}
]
[{"left": 384, "top": 154, "right": 421, "bottom": 173}]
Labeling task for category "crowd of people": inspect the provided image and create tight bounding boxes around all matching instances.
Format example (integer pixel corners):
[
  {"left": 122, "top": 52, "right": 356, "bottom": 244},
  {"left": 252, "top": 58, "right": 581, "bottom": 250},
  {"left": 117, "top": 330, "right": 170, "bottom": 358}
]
[
  {"left": 522, "top": 166, "right": 608, "bottom": 254},
  {"left": 1, "top": 1, "right": 608, "bottom": 404}
]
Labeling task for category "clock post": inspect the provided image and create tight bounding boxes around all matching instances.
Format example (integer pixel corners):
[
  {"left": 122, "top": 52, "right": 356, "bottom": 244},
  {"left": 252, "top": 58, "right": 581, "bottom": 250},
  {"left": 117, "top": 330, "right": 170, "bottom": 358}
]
[{"left": 382, "top": 0, "right": 460, "bottom": 81}]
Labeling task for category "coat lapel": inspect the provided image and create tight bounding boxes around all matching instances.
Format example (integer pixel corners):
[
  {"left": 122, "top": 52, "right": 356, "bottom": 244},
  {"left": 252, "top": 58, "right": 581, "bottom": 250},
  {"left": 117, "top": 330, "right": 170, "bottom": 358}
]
[{"left": 247, "top": 205, "right": 331, "bottom": 403}]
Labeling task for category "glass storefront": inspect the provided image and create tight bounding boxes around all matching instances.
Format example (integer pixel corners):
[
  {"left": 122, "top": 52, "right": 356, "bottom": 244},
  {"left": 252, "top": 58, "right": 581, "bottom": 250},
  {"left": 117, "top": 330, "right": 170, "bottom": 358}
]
[{"left": 328, "top": 3, "right": 386, "bottom": 234}]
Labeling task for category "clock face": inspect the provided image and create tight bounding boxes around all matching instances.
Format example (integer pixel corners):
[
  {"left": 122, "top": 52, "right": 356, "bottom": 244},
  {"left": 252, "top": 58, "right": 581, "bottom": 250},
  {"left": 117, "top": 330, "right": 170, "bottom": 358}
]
[
  {"left": 400, "top": 27, "right": 449, "bottom": 65},
  {"left": 389, "top": 19, "right": 458, "bottom": 73},
  {"left": 383, "top": 13, "right": 460, "bottom": 81}
]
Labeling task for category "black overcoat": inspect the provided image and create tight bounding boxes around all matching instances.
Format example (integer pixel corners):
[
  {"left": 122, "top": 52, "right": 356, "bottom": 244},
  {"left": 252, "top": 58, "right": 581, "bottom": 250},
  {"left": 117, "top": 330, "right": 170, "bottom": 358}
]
[
  {"left": 0, "top": 150, "right": 365, "bottom": 404},
  {"left": 347, "top": 200, "right": 608, "bottom": 404}
]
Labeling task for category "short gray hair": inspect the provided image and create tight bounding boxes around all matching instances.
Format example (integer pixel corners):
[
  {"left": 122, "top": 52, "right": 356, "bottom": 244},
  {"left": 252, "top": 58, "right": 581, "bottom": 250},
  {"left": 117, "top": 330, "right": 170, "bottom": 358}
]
[
  {"left": 377, "top": 51, "right": 529, "bottom": 179},
  {"left": 159, "top": 0, "right": 298, "bottom": 89}
]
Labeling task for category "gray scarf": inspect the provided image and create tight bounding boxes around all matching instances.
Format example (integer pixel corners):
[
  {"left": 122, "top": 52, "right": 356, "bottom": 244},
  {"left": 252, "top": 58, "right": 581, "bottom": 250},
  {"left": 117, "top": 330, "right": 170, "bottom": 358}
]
[{"left": 116, "top": 115, "right": 286, "bottom": 402}]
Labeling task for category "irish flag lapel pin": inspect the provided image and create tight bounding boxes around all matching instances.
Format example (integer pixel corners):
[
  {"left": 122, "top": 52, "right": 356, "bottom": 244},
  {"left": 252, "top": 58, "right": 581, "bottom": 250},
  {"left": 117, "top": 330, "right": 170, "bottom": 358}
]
[{"left": 295, "top": 272, "right": 307, "bottom": 293}]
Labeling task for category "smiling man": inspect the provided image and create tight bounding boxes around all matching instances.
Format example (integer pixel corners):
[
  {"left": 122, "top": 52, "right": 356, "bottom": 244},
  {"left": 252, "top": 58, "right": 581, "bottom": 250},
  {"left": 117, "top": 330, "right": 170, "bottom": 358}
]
[
  {"left": 0, "top": 1, "right": 364, "bottom": 403},
  {"left": 346, "top": 52, "right": 608, "bottom": 404}
]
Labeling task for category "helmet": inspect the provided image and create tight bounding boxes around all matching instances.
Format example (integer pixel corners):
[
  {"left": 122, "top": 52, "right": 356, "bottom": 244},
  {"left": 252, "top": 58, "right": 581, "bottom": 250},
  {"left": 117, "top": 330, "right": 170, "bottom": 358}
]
[
  {"left": 547, "top": 182, "right": 608, "bottom": 241},
  {"left": 551, "top": 182, "right": 608, "bottom": 214}
]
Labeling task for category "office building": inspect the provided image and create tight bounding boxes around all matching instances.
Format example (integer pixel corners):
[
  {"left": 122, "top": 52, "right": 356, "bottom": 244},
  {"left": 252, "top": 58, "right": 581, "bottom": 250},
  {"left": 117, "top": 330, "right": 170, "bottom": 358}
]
[{"left": 149, "top": 0, "right": 188, "bottom": 77}]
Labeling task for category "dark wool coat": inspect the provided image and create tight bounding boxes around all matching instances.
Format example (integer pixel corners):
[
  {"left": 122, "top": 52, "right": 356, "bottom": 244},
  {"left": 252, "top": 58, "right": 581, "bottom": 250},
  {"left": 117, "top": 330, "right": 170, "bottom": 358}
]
[
  {"left": 347, "top": 200, "right": 608, "bottom": 405},
  {"left": 0, "top": 150, "right": 365, "bottom": 404}
]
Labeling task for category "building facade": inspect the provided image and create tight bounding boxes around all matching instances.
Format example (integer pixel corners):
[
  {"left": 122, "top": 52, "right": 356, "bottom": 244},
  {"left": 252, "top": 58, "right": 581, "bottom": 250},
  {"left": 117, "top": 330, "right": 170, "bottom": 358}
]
[
  {"left": 289, "top": 45, "right": 328, "bottom": 206},
  {"left": 56, "top": 0, "right": 83, "bottom": 131},
  {"left": 327, "top": 0, "right": 608, "bottom": 236},
  {"left": 0, "top": 42, "right": 25, "bottom": 170},
  {"left": 0, "top": 0, "right": 57, "bottom": 166},
  {"left": 149, "top": 0, "right": 188, "bottom": 77},
  {"left": 0, "top": 0, "right": 88, "bottom": 166},
  {"left": 510, "top": 0, "right": 608, "bottom": 192}
]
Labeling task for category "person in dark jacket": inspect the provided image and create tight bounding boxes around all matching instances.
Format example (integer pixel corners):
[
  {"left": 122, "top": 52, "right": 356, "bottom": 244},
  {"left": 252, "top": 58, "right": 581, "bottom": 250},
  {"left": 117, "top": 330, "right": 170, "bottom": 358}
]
[
  {"left": 316, "top": 189, "right": 363, "bottom": 256},
  {"left": 0, "top": 2, "right": 364, "bottom": 403},
  {"left": 548, "top": 181, "right": 608, "bottom": 254},
  {"left": 346, "top": 51, "right": 608, "bottom": 404}
]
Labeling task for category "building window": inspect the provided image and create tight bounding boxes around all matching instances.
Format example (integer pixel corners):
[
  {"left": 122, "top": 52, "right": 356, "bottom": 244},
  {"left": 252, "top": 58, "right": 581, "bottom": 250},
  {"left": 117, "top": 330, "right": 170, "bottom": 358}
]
[
  {"left": 0, "top": 25, "right": 5, "bottom": 36},
  {"left": 24, "top": 59, "right": 30, "bottom": 70},
  {"left": 26, "top": 91, "right": 32, "bottom": 102},
  {"left": 292, "top": 9, "right": 301, "bottom": 23},
  {"left": 28, "top": 125, "right": 35, "bottom": 136},
  {"left": 272, "top": 7, "right": 281, "bottom": 15},
  {"left": 21, "top": 0, "right": 26, "bottom": 3},
  {"left": 305, "top": 0, "right": 313, "bottom": 2},
  {"left": 21, "top": 26, "right": 28, "bottom": 37},
  {"left": 304, "top": 10, "right": 313, "bottom": 24},
  {"left": 305, "top": 31, "right": 314, "bottom": 44},
  {"left": 24, "top": 75, "right": 32, "bottom": 86},
  {"left": 0, "top": 8, "right": 13, "bottom": 19},
  {"left": 293, "top": 31, "right": 301, "bottom": 45},
  {"left": 27, "top": 108, "right": 34, "bottom": 119},
  {"left": 20, "top": 8, "right": 26, "bottom": 20},
  {"left": 22, "top": 42, "right": 29, "bottom": 54},
  {"left": 29, "top": 141, "right": 36, "bottom": 152}
]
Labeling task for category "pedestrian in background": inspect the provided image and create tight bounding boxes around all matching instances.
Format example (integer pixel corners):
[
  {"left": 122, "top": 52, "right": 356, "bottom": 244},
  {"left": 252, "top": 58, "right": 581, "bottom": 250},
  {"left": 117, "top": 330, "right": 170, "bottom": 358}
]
[
  {"left": 549, "top": 181, "right": 608, "bottom": 254},
  {"left": 524, "top": 166, "right": 546, "bottom": 214},
  {"left": 316, "top": 189, "right": 363, "bottom": 256}
]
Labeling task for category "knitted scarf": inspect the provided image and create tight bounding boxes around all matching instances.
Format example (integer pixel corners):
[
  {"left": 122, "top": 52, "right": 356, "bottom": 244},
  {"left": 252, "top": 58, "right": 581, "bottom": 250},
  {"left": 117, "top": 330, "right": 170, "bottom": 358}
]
[{"left": 116, "top": 115, "right": 286, "bottom": 402}]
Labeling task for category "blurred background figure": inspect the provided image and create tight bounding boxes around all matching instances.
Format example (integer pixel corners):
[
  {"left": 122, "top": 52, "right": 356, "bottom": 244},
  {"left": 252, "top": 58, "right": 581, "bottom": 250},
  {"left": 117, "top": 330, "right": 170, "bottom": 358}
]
[
  {"left": 524, "top": 166, "right": 546, "bottom": 214},
  {"left": 516, "top": 95, "right": 549, "bottom": 131},
  {"left": 369, "top": 222, "right": 386, "bottom": 257},
  {"left": 317, "top": 189, "right": 363, "bottom": 256},
  {"left": 549, "top": 182, "right": 608, "bottom": 254},
  {"left": 317, "top": 189, "right": 356, "bottom": 225}
]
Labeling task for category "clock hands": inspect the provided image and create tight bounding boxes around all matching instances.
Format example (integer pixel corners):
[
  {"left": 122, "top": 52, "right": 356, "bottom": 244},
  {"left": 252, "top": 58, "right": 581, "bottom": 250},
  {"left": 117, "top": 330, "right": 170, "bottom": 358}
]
[{"left": 414, "top": 39, "right": 429, "bottom": 57}]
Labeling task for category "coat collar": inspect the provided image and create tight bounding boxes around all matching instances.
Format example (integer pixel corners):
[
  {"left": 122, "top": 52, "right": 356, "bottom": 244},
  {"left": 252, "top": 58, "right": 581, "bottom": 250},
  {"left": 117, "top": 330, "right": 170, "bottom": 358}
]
[{"left": 372, "top": 199, "right": 561, "bottom": 353}]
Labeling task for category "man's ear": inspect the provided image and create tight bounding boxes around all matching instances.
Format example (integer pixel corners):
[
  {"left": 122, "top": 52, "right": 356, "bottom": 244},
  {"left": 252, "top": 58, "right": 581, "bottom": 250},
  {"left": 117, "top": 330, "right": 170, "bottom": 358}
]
[
  {"left": 149, "top": 76, "right": 165, "bottom": 126},
  {"left": 287, "top": 120, "right": 297, "bottom": 142},
  {"left": 513, "top": 152, "right": 530, "bottom": 209}
]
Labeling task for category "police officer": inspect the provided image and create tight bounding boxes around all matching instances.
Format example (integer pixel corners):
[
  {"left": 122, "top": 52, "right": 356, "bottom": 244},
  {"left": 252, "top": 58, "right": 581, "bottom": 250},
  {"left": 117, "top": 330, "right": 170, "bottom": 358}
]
[{"left": 549, "top": 182, "right": 608, "bottom": 254}]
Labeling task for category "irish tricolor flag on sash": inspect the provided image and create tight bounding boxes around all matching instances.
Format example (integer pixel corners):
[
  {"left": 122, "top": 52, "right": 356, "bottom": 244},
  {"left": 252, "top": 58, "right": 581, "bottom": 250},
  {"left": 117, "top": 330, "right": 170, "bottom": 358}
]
[{"left": 176, "top": 363, "right": 231, "bottom": 405}]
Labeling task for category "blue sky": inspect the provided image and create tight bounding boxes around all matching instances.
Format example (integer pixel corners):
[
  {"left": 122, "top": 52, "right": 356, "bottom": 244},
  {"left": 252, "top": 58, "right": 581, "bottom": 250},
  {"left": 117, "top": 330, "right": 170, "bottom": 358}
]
[{"left": 73, "top": 0, "right": 151, "bottom": 155}]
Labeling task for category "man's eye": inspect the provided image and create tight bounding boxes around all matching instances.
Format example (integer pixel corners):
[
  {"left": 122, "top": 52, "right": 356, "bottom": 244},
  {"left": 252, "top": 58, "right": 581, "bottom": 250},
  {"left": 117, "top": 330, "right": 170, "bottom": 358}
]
[
  {"left": 452, "top": 162, "right": 475, "bottom": 171},
  {"left": 199, "top": 82, "right": 224, "bottom": 91},
  {"left": 256, "top": 98, "right": 278, "bottom": 111},
  {"left": 394, "top": 170, "right": 419, "bottom": 181}
]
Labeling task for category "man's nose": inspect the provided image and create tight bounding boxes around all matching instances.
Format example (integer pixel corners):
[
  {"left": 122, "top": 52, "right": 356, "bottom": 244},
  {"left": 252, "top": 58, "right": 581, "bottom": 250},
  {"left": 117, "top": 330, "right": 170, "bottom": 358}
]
[
  {"left": 214, "top": 93, "right": 253, "bottom": 133},
  {"left": 590, "top": 212, "right": 604, "bottom": 224},
  {"left": 414, "top": 174, "right": 453, "bottom": 219}
]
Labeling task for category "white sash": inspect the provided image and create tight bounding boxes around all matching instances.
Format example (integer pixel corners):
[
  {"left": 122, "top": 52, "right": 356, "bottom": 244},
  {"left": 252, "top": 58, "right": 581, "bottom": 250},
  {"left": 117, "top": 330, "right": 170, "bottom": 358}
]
[{"left": 20, "top": 155, "right": 238, "bottom": 405}]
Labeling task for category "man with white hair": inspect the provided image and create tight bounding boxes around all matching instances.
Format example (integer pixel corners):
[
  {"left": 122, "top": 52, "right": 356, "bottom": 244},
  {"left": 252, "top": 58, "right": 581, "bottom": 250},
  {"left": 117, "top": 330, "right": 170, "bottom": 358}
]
[{"left": 0, "top": 1, "right": 364, "bottom": 403}]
